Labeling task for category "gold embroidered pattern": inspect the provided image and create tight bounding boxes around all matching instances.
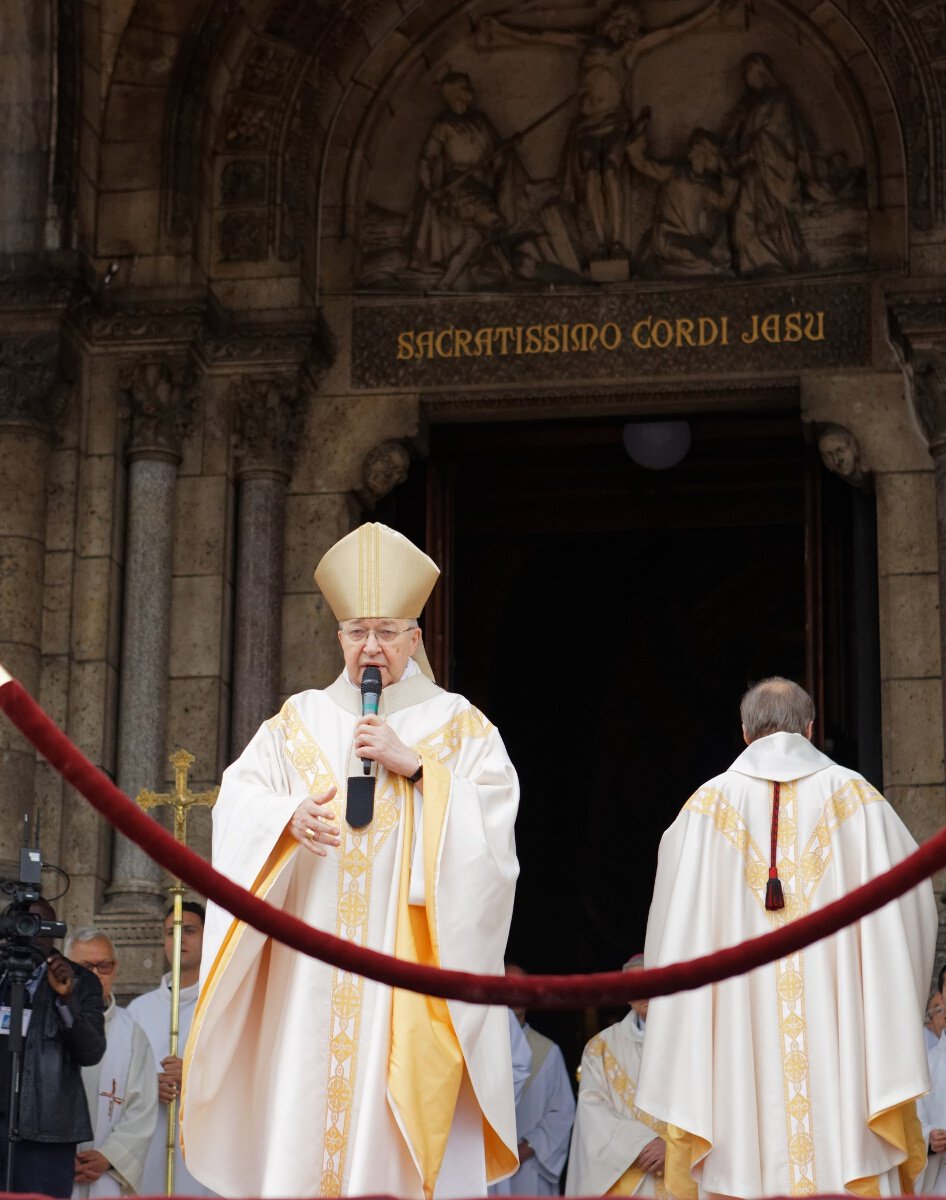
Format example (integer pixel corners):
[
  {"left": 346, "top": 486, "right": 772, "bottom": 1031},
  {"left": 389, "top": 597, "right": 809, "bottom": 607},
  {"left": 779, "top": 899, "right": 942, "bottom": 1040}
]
[
  {"left": 413, "top": 707, "right": 494, "bottom": 764},
  {"left": 586, "top": 1036, "right": 671, "bottom": 1198},
  {"left": 685, "top": 777, "right": 883, "bottom": 1195},
  {"left": 274, "top": 701, "right": 493, "bottom": 1194}
]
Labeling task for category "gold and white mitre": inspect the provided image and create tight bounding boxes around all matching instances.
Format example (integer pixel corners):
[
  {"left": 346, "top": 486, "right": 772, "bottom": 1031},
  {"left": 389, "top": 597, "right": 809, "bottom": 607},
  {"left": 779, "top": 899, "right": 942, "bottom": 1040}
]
[{"left": 313, "top": 522, "right": 440, "bottom": 680}]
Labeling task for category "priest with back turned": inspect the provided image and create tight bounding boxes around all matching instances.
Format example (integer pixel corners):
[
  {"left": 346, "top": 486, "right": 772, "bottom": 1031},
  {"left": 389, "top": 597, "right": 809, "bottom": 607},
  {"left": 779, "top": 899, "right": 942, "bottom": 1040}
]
[
  {"left": 636, "top": 677, "right": 936, "bottom": 1198},
  {"left": 181, "top": 522, "right": 521, "bottom": 1199}
]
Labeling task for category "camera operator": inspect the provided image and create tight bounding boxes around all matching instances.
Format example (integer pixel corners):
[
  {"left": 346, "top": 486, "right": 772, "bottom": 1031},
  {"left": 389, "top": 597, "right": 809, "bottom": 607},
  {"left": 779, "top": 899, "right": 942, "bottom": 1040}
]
[{"left": 0, "top": 898, "right": 106, "bottom": 1197}]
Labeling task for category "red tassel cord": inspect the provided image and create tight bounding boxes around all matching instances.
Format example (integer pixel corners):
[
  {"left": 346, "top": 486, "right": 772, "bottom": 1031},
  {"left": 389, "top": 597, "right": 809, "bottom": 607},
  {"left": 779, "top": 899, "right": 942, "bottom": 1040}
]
[{"left": 765, "top": 780, "right": 785, "bottom": 911}]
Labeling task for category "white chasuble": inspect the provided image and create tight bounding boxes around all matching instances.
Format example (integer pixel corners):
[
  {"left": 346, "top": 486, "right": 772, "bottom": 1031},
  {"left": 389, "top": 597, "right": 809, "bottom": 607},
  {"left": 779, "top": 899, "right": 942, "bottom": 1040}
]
[
  {"left": 637, "top": 732, "right": 936, "bottom": 1199},
  {"left": 74, "top": 999, "right": 159, "bottom": 1197},
  {"left": 566, "top": 1011, "right": 667, "bottom": 1198},
  {"left": 181, "top": 672, "right": 520, "bottom": 1199}
]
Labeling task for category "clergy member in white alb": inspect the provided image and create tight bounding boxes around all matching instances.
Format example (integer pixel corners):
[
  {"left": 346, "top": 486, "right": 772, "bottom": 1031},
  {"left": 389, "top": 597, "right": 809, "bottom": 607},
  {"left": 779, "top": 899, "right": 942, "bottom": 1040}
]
[
  {"left": 493, "top": 964, "right": 575, "bottom": 1196},
  {"left": 181, "top": 522, "right": 520, "bottom": 1199},
  {"left": 565, "top": 956, "right": 666, "bottom": 1197},
  {"left": 918, "top": 1031, "right": 946, "bottom": 1193},
  {"left": 637, "top": 677, "right": 936, "bottom": 1199},
  {"left": 128, "top": 903, "right": 215, "bottom": 1197},
  {"left": 66, "top": 930, "right": 158, "bottom": 1198}
]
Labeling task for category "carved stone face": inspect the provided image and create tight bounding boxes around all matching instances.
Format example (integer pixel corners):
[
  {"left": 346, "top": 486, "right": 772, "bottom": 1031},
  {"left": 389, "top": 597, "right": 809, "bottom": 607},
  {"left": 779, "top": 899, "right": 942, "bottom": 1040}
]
[
  {"left": 603, "top": 3, "right": 642, "bottom": 42},
  {"left": 819, "top": 431, "right": 856, "bottom": 476},
  {"left": 688, "top": 140, "right": 716, "bottom": 175},
  {"left": 743, "top": 56, "right": 776, "bottom": 90},
  {"left": 442, "top": 76, "right": 474, "bottom": 114}
]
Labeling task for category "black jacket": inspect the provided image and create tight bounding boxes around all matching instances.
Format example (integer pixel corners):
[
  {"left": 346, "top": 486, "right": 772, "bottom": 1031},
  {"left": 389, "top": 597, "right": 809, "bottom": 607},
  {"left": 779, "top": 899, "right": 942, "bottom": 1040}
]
[{"left": 2, "top": 960, "right": 106, "bottom": 1143}]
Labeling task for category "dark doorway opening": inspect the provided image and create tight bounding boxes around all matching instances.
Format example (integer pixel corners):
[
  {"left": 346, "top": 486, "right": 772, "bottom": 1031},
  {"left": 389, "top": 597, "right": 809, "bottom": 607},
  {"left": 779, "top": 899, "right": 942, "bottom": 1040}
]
[{"left": 377, "top": 408, "right": 880, "bottom": 1072}]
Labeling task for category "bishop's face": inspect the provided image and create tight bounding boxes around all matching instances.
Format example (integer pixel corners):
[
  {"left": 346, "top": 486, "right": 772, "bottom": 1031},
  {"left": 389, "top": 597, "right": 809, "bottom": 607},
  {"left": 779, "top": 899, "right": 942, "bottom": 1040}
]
[{"left": 338, "top": 618, "right": 422, "bottom": 689}]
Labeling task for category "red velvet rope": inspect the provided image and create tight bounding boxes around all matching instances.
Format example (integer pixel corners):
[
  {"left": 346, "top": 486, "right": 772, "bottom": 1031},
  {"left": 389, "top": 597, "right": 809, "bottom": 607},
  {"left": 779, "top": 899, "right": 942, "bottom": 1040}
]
[{"left": 2, "top": 675, "right": 944, "bottom": 1008}]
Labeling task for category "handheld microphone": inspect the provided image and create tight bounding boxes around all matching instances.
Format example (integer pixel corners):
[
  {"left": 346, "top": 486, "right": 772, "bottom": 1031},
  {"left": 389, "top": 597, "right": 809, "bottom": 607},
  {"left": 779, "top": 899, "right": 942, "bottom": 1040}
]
[
  {"left": 347, "top": 666, "right": 382, "bottom": 830},
  {"left": 360, "top": 666, "right": 382, "bottom": 774}
]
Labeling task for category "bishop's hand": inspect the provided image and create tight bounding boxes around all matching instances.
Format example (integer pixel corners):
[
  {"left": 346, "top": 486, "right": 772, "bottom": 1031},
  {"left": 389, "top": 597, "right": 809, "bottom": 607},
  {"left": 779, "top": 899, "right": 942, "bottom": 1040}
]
[
  {"left": 290, "top": 786, "right": 340, "bottom": 857},
  {"left": 353, "top": 715, "right": 418, "bottom": 779}
]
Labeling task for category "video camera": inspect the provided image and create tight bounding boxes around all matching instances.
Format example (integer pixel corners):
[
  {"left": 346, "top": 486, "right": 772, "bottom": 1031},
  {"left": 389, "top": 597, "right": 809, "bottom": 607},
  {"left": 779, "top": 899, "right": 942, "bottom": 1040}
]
[{"left": 0, "top": 816, "right": 66, "bottom": 948}]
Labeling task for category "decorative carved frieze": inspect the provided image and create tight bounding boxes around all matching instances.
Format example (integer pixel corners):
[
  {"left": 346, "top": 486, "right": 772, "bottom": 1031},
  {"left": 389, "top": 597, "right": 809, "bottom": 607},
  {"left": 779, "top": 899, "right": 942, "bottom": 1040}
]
[
  {"left": 122, "top": 361, "right": 200, "bottom": 460},
  {"left": 0, "top": 255, "right": 77, "bottom": 311},
  {"left": 0, "top": 333, "right": 71, "bottom": 432},
  {"left": 240, "top": 39, "right": 296, "bottom": 99},
  {"left": 70, "top": 300, "right": 205, "bottom": 350},
  {"left": 230, "top": 374, "right": 307, "bottom": 476}
]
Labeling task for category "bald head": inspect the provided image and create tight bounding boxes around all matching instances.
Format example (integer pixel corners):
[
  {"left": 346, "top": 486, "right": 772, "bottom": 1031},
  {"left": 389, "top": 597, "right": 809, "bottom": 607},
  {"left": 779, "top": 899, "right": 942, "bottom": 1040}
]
[{"left": 740, "top": 677, "right": 815, "bottom": 743}]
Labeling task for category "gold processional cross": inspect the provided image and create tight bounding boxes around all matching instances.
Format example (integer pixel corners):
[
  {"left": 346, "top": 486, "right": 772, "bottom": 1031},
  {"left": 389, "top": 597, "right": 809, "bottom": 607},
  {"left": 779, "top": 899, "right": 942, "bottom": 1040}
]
[{"left": 136, "top": 749, "right": 219, "bottom": 1197}]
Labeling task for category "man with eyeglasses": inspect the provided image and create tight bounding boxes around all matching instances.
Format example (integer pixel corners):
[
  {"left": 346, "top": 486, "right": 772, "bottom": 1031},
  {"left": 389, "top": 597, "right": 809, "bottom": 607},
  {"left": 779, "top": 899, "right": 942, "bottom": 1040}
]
[
  {"left": 0, "top": 899, "right": 105, "bottom": 1197},
  {"left": 65, "top": 929, "right": 157, "bottom": 1198},
  {"left": 182, "top": 522, "right": 521, "bottom": 1199}
]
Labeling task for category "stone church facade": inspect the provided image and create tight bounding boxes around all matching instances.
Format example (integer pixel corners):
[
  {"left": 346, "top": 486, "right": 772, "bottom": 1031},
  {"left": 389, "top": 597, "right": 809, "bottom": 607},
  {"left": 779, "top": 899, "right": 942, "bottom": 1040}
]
[{"left": 1, "top": 0, "right": 945, "bottom": 991}]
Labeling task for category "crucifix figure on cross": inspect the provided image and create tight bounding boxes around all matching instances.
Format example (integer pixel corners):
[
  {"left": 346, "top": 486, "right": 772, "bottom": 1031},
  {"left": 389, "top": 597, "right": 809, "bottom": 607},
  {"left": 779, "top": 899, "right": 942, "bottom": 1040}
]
[{"left": 136, "top": 748, "right": 218, "bottom": 1196}]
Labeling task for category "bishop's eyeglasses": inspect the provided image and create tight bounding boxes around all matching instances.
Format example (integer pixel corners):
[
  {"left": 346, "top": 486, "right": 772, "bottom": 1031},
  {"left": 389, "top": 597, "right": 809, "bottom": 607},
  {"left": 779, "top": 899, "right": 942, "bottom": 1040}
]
[{"left": 339, "top": 625, "right": 416, "bottom": 644}]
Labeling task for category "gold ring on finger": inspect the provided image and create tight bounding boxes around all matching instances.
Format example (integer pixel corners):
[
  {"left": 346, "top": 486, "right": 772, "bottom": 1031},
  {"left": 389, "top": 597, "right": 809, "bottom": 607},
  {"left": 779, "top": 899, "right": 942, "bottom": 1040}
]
[{"left": 305, "top": 827, "right": 317, "bottom": 841}]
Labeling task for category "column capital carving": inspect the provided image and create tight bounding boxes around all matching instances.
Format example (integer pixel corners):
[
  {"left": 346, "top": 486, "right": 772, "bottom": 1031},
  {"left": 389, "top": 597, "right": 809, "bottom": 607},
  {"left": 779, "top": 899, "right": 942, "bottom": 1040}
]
[
  {"left": 885, "top": 288, "right": 946, "bottom": 455},
  {"left": 230, "top": 374, "right": 307, "bottom": 478},
  {"left": 909, "top": 347, "right": 946, "bottom": 454},
  {"left": 122, "top": 360, "right": 200, "bottom": 461},
  {"left": 816, "top": 423, "right": 872, "bottom": 491},
  {"left": 358, "top": 439, "right": 412, "bottom": 507},
  {"left": 0, "top": 332, "right": 72, "bottom": 436}
]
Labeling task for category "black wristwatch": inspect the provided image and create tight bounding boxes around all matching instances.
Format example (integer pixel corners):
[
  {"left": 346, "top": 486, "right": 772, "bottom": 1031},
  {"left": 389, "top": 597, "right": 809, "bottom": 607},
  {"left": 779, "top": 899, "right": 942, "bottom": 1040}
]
[{"left": 407, "top": 757, "right": 423, "bottom": 784}]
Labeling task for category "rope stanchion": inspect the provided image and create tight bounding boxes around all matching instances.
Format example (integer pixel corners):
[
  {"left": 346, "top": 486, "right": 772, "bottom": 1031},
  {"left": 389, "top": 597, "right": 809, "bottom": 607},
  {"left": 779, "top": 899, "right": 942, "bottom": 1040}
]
[{"left": 2, "top": 669, "right": 944, "bottom": 1008}]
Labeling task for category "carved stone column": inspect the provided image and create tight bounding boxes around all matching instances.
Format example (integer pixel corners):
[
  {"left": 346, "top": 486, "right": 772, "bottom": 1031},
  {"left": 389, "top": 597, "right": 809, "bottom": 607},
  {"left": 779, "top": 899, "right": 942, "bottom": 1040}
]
[
  {"left": 906, "top": 348, "right": 946, "bottom": 764},
  {"left": 230, "top": 376, "right": 306, "bottom": 755},
  {"left": 0, "top": 334, "right": 66, "bottom": 867},
  {"left": 105, "top": 362, "right": 197, "bottom": 912}
]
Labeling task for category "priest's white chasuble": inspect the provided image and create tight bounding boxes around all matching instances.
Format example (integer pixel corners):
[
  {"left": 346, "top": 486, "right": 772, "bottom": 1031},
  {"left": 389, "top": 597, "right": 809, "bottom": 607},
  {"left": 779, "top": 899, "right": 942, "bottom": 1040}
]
[
  {"left": 74, "top": 998, "right": 159, "bottom": 1198},
  {"left": 637, "top": 732, "right": 936, "bottom": 1199},
  {"left": 181, "top": 672, "right": 520, "bottom": 1199},
  {"left": 566, "top": 1011, "right": 668, "bottom": 1197}
]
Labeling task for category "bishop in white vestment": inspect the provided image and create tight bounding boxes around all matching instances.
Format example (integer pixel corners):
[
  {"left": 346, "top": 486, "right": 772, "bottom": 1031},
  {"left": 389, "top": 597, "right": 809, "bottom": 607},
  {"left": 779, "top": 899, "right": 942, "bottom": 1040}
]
[
  {"left": 637, "top": 677, "right": 936, "bottom": 1199},
  {"left": 181, "top": 523, "right": 520, "bottom": 1199}
]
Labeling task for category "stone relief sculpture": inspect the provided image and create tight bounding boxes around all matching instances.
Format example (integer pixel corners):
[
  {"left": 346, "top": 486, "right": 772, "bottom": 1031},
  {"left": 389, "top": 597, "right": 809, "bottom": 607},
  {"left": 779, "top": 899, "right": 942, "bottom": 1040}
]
[
  {"left": 724, "top": 53, "right": 859, "bottom": 275},
  {"left": 407, "top": 71, "right": 525, "bottom": 289},
  {"left": 626, "top": 125, "right": 737, "bottom": 276},
  {"left": 477, "top": 0, "right": 721, "bottom": 273},
  {"left": 355, "top": 1, "right": 868, "bottom": 291}
]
